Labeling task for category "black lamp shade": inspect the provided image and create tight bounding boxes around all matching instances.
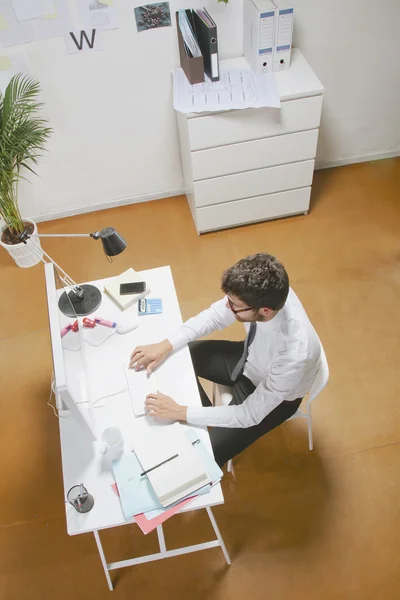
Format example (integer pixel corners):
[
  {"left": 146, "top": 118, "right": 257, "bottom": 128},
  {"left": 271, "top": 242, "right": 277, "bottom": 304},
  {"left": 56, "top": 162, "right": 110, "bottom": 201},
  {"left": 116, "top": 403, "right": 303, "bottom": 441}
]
[{"left": 97, "top": 228, "right": 127, "bottom": 256}]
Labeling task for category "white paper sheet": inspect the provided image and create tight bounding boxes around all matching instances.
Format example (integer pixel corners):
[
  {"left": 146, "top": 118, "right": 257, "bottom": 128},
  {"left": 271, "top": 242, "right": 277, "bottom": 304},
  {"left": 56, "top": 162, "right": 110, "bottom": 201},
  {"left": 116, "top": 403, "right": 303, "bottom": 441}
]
[
  {"left": 173, "top": 67, "right": 281, "bottom": 114},
  {"left": 33, "top": 0, "right": 72, "bottom": 40},
  {"left": 0, "top": 0, "right": 34, "bottom": 45},
  {"left": 78, "top": 0, "right": 119, "bottom": 31},
  {"left": 64, "top": 28, "right": 104, "bottom": 54},
  {"left": 0, "top": 53, "right": 28, "bottom": 94},
  {"left": 11, "top": 0, "right": 53, "bottom": 21}
]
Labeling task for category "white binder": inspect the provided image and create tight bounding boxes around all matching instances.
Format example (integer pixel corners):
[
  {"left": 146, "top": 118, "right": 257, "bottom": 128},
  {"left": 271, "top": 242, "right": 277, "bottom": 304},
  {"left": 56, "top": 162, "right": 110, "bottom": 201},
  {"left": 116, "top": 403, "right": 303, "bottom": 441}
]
[
  {"left": 272, "top": 2, "right": 294, "bottom": 71},
  {"left": 243, "top": 0, "right": 277, "bottom": 75}
]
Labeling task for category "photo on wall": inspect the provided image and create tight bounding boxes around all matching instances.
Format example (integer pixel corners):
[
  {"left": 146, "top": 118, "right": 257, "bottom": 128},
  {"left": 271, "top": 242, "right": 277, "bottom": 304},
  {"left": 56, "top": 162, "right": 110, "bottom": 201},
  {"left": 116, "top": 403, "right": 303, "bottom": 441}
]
[{"left": 134, "top": 2, "right": 171, "bottom": 33}]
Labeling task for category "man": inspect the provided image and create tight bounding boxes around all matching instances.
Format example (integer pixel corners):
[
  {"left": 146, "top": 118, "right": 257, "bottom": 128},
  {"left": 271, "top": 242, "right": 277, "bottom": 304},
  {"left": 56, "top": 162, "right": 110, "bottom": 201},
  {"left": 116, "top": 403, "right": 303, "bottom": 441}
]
[{"left": 129, "top": 253, "right": 321, "bottom": 467}]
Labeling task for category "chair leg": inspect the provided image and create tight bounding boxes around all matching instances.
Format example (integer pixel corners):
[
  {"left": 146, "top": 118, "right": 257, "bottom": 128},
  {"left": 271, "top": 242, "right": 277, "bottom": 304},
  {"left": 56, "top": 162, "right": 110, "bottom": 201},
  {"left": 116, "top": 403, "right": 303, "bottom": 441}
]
[
  {"left": 212, "top": 382, "right": 216, "bottom": 406},
  {"left": 307, "top": 411, "right": 313, "bottom": 451}
]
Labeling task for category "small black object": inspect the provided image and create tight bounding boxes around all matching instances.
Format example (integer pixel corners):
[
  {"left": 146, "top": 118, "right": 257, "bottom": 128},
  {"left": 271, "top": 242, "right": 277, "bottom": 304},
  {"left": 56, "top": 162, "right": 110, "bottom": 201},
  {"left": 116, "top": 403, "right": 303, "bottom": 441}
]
[
  {"left": 58, "top": 284, "right": 102, "bottom": 317},
  {"left": 91, "top": 227, "right": 127, "bottom": 257},
  {"left": 140, "top": 454, "right": 179, "bottom": 477},
  {"left": 67, "top": 484, "right": 94, "bottom": 513},
  {"left": 120, "top": 281, "right": 146, "bottom": 295}
]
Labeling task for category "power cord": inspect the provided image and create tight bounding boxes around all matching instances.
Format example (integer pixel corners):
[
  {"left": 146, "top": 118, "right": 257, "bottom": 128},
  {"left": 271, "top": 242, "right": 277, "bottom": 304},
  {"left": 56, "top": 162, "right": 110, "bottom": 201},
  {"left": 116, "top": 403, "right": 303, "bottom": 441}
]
[
  {"left": 91, "top": 387, "right": 129, "bottom": 408},
  {"left": 47, "top": 371, "right": 66, "bottom": 419}
]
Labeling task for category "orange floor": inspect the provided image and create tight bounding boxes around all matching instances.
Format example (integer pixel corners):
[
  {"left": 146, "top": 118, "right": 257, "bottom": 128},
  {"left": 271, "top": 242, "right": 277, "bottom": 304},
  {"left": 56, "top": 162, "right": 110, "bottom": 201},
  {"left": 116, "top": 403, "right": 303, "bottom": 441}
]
[{"left": 1, "top": 159, "right": 399, "bottom": 600}]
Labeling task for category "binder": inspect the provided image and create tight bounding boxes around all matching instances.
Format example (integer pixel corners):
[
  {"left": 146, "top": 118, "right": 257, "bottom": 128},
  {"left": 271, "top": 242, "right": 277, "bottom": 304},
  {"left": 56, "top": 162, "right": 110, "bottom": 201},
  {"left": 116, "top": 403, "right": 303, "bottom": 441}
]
[
  {"left": 272, "top": 2, "right": 294, "bottom": 71},
  {"left": 192, "top": 8, "right": 219, "bottom": 82},
  {"left": 243, "top": 0, "right": 277, "bottom": 75},
  {"left": 176, "top": 10, "right": 204, "bottom": 85}
]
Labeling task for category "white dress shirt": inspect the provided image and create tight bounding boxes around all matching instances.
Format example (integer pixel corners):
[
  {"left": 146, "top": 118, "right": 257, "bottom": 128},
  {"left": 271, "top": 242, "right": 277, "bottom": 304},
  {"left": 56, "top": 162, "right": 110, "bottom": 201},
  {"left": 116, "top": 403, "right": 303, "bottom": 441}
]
[{"left": 167, "top": 289, "right": 321, "bottom": 429}]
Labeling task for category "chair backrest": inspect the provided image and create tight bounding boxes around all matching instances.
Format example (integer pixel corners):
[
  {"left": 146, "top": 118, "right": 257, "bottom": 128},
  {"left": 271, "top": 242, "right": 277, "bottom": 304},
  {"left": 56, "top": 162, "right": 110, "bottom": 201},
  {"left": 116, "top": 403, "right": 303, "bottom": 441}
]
[{"left": 307, "top": 342, "right": 329, "bottom": 405}]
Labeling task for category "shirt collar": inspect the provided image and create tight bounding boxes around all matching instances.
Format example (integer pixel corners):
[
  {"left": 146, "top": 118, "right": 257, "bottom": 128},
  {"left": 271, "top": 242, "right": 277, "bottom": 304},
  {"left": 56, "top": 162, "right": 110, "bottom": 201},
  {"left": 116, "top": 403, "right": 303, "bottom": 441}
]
[{"left": 257, "top": 308, "right": 285, "bottom": 332}]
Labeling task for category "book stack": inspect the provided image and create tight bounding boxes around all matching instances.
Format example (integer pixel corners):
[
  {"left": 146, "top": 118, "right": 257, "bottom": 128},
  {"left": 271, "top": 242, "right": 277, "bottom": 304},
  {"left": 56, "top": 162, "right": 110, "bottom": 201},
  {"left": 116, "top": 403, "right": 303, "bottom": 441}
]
[
  {"left": 103, "top": 268, "right": 150, "bottom": 311},
  {"left": 112, "top": 423, "right": 222, "bottom": 534}
]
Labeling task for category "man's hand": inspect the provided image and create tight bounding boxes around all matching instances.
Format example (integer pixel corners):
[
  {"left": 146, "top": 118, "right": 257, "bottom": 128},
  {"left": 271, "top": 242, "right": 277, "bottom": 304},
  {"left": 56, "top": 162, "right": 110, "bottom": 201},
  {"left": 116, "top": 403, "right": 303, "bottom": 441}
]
[
  {"left": 145, "top": 392, "right": 188, "bottom": 422},
  {"left": 129, "top": 339, "right": 172, "bottom": 374}
]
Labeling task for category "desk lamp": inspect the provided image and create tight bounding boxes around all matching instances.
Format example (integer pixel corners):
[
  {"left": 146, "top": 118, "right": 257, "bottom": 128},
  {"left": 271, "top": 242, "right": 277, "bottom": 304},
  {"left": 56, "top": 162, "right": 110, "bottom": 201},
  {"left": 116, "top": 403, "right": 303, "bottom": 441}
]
[{"left": 19, "top": 227, "right": 127, "bottom": 317}]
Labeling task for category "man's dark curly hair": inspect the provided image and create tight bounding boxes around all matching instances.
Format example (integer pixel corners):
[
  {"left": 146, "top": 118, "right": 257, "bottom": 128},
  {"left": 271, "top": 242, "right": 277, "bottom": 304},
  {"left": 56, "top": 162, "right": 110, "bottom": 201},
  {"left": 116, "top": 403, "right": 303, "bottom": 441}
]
[{"left": 221, "top": 253, "right": 289, "bottom": 311}]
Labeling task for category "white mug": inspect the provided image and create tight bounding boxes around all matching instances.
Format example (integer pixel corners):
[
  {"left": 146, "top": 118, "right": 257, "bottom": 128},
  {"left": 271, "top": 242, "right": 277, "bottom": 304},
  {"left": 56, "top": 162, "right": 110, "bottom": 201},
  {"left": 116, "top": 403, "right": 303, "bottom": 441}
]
[{"left": 100, "top": 427, "right": 124, "bottom": 457}]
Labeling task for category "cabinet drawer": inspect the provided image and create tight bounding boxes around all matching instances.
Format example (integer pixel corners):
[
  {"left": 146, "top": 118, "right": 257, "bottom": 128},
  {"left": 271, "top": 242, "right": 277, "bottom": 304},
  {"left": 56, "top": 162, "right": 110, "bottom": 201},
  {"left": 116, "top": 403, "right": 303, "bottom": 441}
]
[
  {"left": 196, "top": 187, "right": 311, "bottom": 233},
  {"left": 194, "top": 160, "right": 314, "bottom": 207},
  {"left": 191, "top": 129, "right": 319, "bottom": 181},
  {"left": 187, "top": 95, "right": 323, "bottom": 151}
]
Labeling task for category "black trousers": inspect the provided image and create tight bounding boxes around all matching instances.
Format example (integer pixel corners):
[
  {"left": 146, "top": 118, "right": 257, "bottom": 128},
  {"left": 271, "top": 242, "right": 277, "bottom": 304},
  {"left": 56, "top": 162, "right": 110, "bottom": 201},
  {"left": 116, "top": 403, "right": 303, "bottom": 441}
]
[{"left": 189, "top": 340, "right": 302, "bottom": 468}]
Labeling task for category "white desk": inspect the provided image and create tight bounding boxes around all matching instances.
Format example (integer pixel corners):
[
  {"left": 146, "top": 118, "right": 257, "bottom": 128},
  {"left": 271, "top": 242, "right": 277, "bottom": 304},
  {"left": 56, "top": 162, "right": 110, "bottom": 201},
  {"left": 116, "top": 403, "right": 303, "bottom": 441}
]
[{"left": 56, "top": 266, "right": 229, "bottom": 590}]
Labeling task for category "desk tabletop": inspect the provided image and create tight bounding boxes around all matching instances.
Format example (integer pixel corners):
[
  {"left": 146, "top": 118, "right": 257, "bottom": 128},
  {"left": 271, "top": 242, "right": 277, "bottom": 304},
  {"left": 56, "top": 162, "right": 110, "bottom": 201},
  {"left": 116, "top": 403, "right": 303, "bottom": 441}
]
[{"left": 58, "top": 265, "right": 224, "bottom": 536}]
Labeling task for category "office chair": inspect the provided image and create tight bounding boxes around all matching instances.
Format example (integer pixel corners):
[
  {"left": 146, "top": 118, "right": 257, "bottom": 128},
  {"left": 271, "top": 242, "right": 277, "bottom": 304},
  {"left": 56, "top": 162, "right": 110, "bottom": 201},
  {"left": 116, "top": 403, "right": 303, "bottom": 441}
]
[{"left": 212, "top": 342, "right": 329, "bottom": 476}]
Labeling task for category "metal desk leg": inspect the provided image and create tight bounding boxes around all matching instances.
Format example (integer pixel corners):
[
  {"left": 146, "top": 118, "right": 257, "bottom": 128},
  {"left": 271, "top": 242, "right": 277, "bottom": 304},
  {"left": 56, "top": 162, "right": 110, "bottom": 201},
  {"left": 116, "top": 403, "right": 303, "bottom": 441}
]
[
  {"left": 156, "top": 525, "right": 167, "bottom": 553},
  {"left": 206, "top": 507, "right": 231, "bottom": 565},
  {"left": 94, "top": 530, "right": 113, "bottom": 591}
]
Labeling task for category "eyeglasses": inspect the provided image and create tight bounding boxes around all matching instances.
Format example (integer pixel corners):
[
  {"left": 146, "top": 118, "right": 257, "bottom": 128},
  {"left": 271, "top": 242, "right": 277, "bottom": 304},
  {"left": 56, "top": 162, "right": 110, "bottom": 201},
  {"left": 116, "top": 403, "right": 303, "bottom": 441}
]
[{"left": 227, "top": 297, "right": 257, "bottom": 315}]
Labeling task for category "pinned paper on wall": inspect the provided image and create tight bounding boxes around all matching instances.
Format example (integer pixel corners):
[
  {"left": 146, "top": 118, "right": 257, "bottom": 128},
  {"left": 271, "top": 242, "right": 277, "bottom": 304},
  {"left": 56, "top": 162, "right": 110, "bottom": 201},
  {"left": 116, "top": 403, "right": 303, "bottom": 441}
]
[
  {"left": 42, "top": 1, "right": 57, "bottom": 19},
  {"left": 0, "top": 12, "right": 8, "bottom": 29},
  {"left": 0, "top": 1, "right": 34, "bottom": 46},
  {"left": 78, "top": 0, "right": 119, "bottom": 31},
  {"left": 134, "top": 2, "right": 171, "bottom": 33},
  {"left": 10, "top": 0, "right": 53, "bottom": 21},
  {"left": 33, "top": 0, "right": 72, "bottom": 40},
  {"left": 0, "top": 53, "right": 28, "bottom": 94},
  {"left": 65, "top": 29, "right": 104, "bottom": 54},
  {"left": 0, "top": 55, "right": 12, "bottom": 69},
  {"left": 98, "top": 0, "right": 113, "bottom": 6}
]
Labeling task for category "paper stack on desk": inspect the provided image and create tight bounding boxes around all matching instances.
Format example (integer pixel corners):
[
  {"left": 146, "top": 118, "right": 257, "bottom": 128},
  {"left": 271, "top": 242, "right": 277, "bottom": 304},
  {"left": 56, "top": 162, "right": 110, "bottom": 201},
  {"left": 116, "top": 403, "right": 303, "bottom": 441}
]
[
  {"left": 103, "top": 268, "right": 150, "bottom": 311},
  {"left": 173, "top": 66, "right": 280, "bottom": 114},
  {"left": 132, "top": 422, "right": 212, "bottom": 507},
  {"left": 112, "top": 426, "right": 222, "bottom": 532}
]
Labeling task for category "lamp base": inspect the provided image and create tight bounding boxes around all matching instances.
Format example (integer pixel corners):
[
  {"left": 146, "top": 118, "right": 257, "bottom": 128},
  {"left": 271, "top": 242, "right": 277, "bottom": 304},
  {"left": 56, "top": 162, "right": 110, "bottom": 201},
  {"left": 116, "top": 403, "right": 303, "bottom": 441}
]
[{"left": 58, "top": 284, "right": 102, "bottom": 317}]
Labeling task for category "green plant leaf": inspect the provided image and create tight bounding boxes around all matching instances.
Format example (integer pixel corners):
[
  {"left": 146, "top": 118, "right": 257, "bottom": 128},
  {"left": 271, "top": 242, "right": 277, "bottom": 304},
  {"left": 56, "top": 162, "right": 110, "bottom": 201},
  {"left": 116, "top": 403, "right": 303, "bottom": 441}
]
[{"left": 0, "top": 73, "right": 52, "bottom": 236}]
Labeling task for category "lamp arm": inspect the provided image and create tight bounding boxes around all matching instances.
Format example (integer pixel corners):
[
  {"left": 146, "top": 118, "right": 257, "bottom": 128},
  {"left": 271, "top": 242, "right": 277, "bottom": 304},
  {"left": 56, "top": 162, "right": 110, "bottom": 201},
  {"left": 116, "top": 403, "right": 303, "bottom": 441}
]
[
  {"left": 30, "top": 233, "right": 92, "bottom": 238},
  {"left": 26, "top": 237, "right": 81, "bottom": 291}
]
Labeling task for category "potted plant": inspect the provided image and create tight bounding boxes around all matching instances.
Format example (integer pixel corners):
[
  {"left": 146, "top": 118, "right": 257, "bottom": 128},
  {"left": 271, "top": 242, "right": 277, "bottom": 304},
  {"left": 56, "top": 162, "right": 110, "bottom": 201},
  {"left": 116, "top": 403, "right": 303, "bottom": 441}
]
[{"left": 0, "top": 74, "right": 52, "bottom": 267}]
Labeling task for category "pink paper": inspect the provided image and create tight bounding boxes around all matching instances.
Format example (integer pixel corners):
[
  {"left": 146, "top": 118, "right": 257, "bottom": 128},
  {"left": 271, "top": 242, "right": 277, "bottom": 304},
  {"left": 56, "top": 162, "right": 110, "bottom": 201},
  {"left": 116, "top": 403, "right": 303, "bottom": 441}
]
[
  {"left": 111, "top": 481, "right": 195, "bottom": 534},
  {"left": 134, "top": 496, "right": 195, "bottom": 534}
]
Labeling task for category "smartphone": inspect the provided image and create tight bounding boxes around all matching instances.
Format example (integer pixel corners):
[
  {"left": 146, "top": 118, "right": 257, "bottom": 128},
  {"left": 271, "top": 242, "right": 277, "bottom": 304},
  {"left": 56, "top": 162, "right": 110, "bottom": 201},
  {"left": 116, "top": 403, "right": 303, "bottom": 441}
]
[{"left": 120, "top": 281, "right": 146, "bottom": 295}]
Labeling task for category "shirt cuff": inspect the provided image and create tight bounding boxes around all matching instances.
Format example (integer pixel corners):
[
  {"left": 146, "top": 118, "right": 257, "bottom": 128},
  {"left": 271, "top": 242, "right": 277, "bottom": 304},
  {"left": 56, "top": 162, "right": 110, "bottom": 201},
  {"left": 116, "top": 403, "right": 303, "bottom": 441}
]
[
  {"left": 167, "top": 330, "right": 188, "bottom": 350},
  {"left": 186, "top": 406, "right": 208, "bottom": 426}
]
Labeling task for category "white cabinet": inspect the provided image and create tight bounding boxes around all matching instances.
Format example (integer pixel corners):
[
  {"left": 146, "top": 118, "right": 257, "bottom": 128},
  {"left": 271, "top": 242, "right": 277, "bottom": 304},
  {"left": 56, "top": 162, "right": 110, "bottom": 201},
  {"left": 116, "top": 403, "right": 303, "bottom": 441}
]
[{"left": 176, "top": 49, "right": 324, "bottom": 234}]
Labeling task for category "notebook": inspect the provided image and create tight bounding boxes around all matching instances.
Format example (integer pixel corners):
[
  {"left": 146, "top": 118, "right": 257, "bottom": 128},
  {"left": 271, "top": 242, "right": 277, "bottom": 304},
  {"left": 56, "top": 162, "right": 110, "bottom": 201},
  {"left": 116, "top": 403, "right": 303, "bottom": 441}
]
[
  {"left": 103, "top": 268, "right": 151, "bottom": 311},
  {"left": 132, "top": 422, "right": 212, "bottom": 507}
]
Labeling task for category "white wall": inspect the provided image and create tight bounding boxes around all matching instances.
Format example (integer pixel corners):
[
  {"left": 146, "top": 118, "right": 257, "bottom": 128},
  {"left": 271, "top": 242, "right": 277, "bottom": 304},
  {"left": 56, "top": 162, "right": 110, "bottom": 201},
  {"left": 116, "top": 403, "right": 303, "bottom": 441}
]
[{"left": 7, "top": 0, "right": 400, "bottom": 222}]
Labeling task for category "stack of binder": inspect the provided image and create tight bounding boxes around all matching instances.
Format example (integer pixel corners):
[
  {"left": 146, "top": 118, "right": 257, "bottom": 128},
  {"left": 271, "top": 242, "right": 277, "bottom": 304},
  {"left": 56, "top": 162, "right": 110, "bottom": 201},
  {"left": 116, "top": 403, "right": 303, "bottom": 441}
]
[
  {"left": 112, "top": 424, "right": 223, "bottom": 533},
  {"left": 176, "top": 8, "right": 219, "bottom": 85},
  {"left": 243, "top": 0, "right": 294, "bottom": 74}
]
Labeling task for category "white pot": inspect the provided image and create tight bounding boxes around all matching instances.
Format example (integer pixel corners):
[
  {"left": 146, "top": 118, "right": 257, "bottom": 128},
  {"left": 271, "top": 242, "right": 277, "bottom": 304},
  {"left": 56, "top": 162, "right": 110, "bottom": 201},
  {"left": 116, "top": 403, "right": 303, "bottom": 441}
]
[{"left": 0, "top": 218, "right": 43, "bottom": 268}]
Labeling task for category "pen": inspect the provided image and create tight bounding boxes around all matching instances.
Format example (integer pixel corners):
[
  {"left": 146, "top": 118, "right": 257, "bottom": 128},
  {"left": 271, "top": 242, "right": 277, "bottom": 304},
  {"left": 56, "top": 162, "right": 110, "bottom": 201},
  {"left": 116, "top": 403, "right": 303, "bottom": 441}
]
[{"left": 140, "top": 454, "right": 179, "bottom": 478}]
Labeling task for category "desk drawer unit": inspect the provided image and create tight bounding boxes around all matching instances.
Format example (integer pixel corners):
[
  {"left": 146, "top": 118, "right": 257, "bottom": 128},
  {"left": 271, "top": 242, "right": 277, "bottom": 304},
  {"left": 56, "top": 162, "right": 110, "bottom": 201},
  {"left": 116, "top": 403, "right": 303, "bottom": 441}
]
[
  {"left": 191, "top": 129, "right": 319, "bottom": 181},
  {"left": 176, "top": 50, "right": 324, "bottom": 233},
  {"left": 196, "top": 187, "right": 311, "bottom": 232},
  {"left": 187, "top": 95, "right": 323, "bottom": 151},
  {"left": 194, "top": 160, "right": 315, "bottom": 208}
]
